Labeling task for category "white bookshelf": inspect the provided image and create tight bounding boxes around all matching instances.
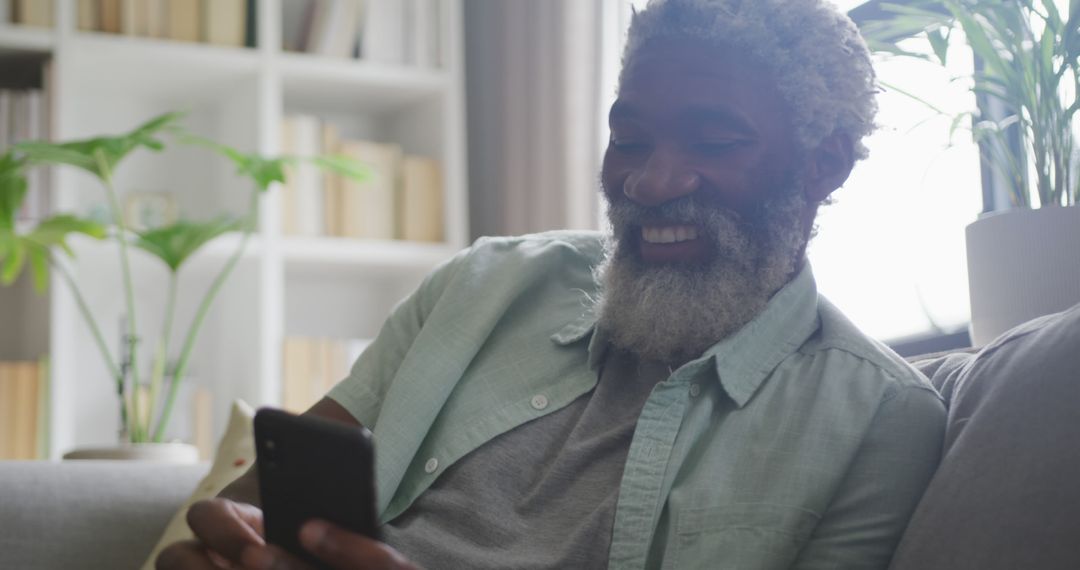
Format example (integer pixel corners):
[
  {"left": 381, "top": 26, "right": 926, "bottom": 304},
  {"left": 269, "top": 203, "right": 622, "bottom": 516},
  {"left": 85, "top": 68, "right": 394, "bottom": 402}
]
[{"left": 0, "top": 0, "right": 468, "bottom": 458}]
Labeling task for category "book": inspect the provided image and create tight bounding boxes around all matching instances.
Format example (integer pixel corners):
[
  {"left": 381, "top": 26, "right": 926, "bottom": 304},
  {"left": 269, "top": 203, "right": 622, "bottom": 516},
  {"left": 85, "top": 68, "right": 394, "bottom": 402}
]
[
  {"left": 339, "top": 139, "right": 401, "bottom": 240},
  {"left": 15, "top": 362, "right": 39, "bottom": 459},
  {"left": 0, "top": 362, "right": 40, "bottom": 460},
  {"left": 145, "top": 0, "right": 167, "bottom": 38},
  {"left": 281, "top": 337, "right": 310, "bottom": 413},
  {"left": 281, "top": 115, "right": 325, "bottom": 236},
  {"left": 4, "top": 88, "right": 51, "bottom": 222},
  {"left": 279, "top": 116, "right": 300, "bottom": 235},
  {"left": 244, "top": 0, "right": 257, "bottom": 47},
  {"left": 121, "top": 0, "right": 137, "bottom": 35},
  {"left": 76, "top": 0, "right": 98, "bottom": 31},
  {"left": 0, "top": 90, "right": 11, "bottom": 150},
  {"left": 0, "top": 363, "right": 11, "bottom": 459},
  {"left": 306, "top": 0, "right": 360, "bottom": 58},
  {"left": 405, "top": 0, "right": 439, "bottom": 68},
  {"left": 321, "top": 122, "right": 342, "bottom": 237},
  {"left": 282, "top": 0, "right": 314, "bottom": 52},
  {"left": 204, "top": 0, "right": 245, "bottom": 47},
  {"left": 281, "top": 337, "right": 369, "bottom": 413},
  {"left": 14, "top": 0, "right": 51, "bottom": 27},
  {"left": 101, "top": 0, "right": 122, "bottom": 33},
  {"left": 167, "top": 0, "right": 200, "bottom": 42},
  {"left": 362, "top": 0, "right": 405, "bottom": 64},
  {"left": 399, "top": 155, "right": 444, "bottom": 242},
  {"left": 132, "top": 0, "right": 153, "bottom": 36},
  {"left": 36, "top": 356, "right": 49, "bottom": 459}
]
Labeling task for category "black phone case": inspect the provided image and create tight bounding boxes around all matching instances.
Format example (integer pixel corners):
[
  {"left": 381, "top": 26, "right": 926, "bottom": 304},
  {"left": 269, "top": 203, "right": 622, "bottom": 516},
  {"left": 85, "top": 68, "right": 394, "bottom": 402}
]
[{"left": 254, "top": 408, "right": 378, "bottom": 569}]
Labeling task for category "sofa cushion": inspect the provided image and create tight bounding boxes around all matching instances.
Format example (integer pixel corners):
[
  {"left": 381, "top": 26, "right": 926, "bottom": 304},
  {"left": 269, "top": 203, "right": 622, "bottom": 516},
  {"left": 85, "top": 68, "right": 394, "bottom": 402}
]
[
  {"left": 141, "top": 400, "right": 256, "bottom": 569},
  {"left": 889, "top": 303, "right": 1080, "bottom": 570},
  {"left": 0, "top": 460, "right": 206, "bottom": 570}
]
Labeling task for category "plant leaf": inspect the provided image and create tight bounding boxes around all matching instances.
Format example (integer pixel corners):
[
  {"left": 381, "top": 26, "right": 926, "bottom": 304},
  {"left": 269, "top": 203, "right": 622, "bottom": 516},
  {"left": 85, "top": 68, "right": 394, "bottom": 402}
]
[
  {"left": 928, "top": 27, "right": 951, "bottom": 65},
  {"left": 15, "top": 112, "right": 185, "bottom": 179},
  {"left": 27, "top": 246, "right": 49, "bottom": 292},
  {"left": 177, "top": 132, "right": 369, "bottom": 191},
  {"left": 134, "top": 217, "right": 246, "bottom": 272},
  {"left": 175, "top": 133, "right": 288, "bottom": 192},
  {"left": 0, "top": 238, "right": 26, "bottom": 285},
  {"left": 0, "top": 153, "right": 28, "bottom": 232},
  {"left": 26, "top": 215, "right": 108, "bottom": 246},
  {"left": 310, "top": 154, "right": 370, "bottom": 183}
]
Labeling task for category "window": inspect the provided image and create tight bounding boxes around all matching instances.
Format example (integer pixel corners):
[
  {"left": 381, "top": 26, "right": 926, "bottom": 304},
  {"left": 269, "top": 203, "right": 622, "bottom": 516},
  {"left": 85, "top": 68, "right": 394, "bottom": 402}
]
[{"left": 808, "top": 37, "right": 980, "bottom": 341}]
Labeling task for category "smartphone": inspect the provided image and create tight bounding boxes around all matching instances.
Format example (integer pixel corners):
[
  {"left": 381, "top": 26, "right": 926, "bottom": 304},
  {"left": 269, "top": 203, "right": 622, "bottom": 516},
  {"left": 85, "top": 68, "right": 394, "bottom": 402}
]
[{"left": 254, "top": 407, "right": 379, "bottom": 568}]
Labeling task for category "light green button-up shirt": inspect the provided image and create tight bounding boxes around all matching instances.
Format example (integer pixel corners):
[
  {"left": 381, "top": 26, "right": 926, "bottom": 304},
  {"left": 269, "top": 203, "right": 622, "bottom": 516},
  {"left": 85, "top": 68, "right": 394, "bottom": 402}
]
[{"left": 328, "top": 231, "right": 946, "bottom": 569}]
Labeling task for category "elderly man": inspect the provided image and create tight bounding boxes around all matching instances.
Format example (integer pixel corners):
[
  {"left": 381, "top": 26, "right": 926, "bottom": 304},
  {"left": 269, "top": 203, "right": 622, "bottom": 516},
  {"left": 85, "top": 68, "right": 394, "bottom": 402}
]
[{"left": 159, "top": 0, "right": 945, "bottom": 568}]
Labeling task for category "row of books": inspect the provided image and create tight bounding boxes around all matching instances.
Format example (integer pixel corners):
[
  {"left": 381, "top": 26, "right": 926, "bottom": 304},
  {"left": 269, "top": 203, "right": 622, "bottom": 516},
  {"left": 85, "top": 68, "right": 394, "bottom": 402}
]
[
  {"left": 284, "top": 0, "right": 442, "bottom": 67},
  {"left": 0, "top": 88, "right": 51, "bottom": 223},
  {"left": 281, "top": 114, "right": 444, "bottom": 242},
  {"left": 0, "top": 359, "right": 48, "bottom": 460},
  {"left": 2, "top": 0, "right": 51, "bottom": 28},
  {"left": 76, "top": 0, "right": 255, "bottom": 47},
  {"left": 281, "top": 336, "right": 369, "bottom": 413}
]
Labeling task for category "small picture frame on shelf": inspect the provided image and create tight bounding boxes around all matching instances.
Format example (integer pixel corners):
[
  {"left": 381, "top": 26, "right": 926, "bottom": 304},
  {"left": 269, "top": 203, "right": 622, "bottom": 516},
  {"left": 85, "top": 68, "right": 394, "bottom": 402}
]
[{"left": 124, "top": 192, "right": 177, "bottom": 231}]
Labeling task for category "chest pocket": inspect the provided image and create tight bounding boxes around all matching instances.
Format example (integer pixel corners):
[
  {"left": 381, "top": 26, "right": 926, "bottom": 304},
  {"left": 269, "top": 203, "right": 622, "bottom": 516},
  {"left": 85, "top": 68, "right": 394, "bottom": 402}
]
[{"left": 667, "top": 502, "right": 820, "bottom": 570}]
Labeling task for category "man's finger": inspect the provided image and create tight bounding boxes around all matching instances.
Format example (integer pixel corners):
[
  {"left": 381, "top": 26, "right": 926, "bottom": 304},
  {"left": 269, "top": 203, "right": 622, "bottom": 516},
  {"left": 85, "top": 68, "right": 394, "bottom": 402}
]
[
  {"left": 241, "top": 543, "right": 317, "bottom": 570},
  {"left": 300, "top": 520, "right": 418, "bottom": 570},
  {"left": 155, "top": 539, "right": 223, "bottom": 570},
  {"left": 187, "top": 498, "right": 266, "bottom": 563}
]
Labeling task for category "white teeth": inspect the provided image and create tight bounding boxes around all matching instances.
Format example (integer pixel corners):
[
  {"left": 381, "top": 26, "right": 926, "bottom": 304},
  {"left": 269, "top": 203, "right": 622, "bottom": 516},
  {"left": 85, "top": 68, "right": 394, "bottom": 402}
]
[{"left": 642, "top": 225, "right": 699, "bottom": 244}]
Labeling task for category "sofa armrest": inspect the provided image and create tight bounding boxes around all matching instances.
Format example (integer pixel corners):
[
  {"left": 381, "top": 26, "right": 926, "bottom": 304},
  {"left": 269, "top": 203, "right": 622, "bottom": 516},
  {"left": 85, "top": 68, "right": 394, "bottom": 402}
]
[{"left": 0, "top": 460, "right": 207, "bottom": 570}]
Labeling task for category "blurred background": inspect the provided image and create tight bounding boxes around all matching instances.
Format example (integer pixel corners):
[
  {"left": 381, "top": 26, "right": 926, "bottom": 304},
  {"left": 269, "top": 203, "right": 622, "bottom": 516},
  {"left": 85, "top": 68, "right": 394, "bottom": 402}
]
[{"left": 0, "top": 0, "right": 999, "bottom": 458}]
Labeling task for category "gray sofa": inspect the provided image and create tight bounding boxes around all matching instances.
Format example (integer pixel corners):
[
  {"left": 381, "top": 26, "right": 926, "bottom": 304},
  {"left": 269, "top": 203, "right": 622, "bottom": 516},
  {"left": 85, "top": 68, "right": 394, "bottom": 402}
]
[
  {"left": 0, "top": 461, "right": 206, "bottom": 569},
  {"left": 1, "top": 304, "right": 1077, "bottom": 570}
]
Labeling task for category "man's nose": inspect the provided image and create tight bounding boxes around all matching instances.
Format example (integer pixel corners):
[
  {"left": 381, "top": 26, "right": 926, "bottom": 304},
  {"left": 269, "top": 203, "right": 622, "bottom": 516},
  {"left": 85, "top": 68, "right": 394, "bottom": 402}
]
[{"left": 623, "top": 149, "right": 701, "bottom": 207}]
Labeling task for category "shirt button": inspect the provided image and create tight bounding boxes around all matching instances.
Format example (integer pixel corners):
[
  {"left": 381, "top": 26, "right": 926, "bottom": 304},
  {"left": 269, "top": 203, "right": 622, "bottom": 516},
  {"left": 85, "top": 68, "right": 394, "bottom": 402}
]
[
  {"left": 424, "top": 458, "right": 439, "bottom": 473},
  {"left": 531, "top": 395, "right": 549, "bottom": 410},
  {"left": 689, "top": 383, "right": 702, "bottom": 398}
]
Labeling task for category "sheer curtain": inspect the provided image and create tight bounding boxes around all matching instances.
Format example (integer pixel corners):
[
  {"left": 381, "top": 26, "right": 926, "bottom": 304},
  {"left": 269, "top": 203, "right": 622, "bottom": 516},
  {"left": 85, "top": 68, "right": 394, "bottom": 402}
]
[{"left": 464, "top": 0, "right": 603, "bottom": 239}]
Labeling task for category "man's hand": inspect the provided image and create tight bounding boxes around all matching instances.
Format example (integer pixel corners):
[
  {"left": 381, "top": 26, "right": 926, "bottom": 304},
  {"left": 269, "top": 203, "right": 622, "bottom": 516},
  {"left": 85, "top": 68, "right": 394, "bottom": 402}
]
[
  {"left": 239, "top": 520, "right": 418, "bottom": 570},
  {"left": 156, "top": 498, "right": 266, "bottom": 569}
]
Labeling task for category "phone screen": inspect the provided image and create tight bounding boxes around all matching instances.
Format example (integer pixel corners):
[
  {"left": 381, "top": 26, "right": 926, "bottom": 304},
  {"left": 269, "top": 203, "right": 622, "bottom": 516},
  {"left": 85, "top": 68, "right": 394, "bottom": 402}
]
[{"left": 254, "top": 408, "right": 379, "bottom": 568}]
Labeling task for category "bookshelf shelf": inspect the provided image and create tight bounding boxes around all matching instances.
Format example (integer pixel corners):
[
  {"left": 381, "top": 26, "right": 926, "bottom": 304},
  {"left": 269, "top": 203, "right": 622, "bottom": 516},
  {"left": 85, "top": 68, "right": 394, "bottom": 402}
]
[
  {"left": 0, "top": 24, "right": 54, "bottom": 52},
  {"left": 66, "top": 35, "right": 262, "bottom": 103},
  {"left": 278, "top": 53, "right": 448, "bottom": 114},
  {"left": 0, "top": 0, "right": 469, "bottom": 459},
  {"left": 281, "top": 236, "right": 456, "bottom": 273}
]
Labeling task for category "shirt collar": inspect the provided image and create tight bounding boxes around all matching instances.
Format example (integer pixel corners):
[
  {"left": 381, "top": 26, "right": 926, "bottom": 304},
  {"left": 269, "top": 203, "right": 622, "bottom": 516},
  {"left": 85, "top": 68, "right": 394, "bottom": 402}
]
[{"left": 551, "top": 263, "right": 821, "bottom": 407}]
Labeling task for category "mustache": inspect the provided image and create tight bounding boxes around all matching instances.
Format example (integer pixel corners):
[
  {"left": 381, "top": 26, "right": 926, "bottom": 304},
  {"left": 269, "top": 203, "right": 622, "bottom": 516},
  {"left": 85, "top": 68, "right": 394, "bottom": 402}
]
[
  {"left": 605, "top": 194, "right": 763, "bottom": 238},
  {"left": 609, "top": 196, "right": 751, "bottom": 228}
]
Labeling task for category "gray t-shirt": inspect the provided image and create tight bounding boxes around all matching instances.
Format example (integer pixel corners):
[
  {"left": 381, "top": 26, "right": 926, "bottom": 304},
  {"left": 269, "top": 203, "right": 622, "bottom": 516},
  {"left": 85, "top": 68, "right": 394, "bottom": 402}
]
[{"left": 382, "top": 348, "right": 667, "bottom": 569}]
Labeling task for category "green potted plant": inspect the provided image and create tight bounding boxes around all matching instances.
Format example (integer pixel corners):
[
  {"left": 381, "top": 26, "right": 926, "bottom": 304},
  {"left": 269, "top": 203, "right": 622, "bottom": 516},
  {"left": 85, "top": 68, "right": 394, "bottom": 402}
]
[
  {"left": 860, "top": 0, "right": 1080, "bottom": 345},
  {"left": 0, "top": 112, "right": 364, "bottom": 460}
]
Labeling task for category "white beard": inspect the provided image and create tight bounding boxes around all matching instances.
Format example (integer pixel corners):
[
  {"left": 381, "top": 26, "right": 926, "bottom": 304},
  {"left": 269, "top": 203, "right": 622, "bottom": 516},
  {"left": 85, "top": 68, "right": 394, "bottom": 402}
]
[{"left": 593, "top": 188, "right": 809, "bottom": 365}]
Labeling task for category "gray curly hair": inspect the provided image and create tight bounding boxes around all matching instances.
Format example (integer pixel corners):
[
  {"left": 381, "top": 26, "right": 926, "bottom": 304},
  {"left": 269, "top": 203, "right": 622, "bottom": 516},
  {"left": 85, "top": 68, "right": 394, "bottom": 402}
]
[{"left": 623, "top": 0, "right": 878, "bottom": 160}]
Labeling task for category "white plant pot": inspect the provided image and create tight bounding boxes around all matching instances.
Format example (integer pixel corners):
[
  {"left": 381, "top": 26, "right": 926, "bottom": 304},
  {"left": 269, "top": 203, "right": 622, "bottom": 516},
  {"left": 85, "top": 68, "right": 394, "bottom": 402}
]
[
  {"left": 966, "top": 205, "right": 1080, "bottom": 347},
  {"left": 62, "top": 442, "right": 200, "bottom": 463}
]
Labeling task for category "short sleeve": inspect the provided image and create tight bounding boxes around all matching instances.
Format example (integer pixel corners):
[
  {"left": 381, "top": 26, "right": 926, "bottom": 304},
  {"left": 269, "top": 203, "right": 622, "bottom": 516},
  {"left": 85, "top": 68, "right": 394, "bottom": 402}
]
[{"left": 326, "top": 246, "right": 472, "bottom": 427}]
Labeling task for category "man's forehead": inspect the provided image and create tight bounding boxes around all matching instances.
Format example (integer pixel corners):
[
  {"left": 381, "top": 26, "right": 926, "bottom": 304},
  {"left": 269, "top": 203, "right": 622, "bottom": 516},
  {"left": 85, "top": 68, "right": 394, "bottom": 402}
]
[{"left": 615, "top": 39, "right": 785, "bottom": 124}]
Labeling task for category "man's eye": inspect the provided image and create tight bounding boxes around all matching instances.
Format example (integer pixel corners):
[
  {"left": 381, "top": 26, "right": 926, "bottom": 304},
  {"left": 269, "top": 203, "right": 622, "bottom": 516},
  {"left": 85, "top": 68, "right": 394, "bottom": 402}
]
[{"left": 693, "top": 141, "right": 742, "bottom": 154}]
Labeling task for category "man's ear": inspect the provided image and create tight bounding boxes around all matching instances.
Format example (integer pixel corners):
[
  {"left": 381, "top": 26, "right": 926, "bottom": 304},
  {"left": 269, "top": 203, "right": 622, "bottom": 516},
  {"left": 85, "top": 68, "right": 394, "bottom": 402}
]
[{"left": 803, "top": 132, "right": 855, "bottom": 203}]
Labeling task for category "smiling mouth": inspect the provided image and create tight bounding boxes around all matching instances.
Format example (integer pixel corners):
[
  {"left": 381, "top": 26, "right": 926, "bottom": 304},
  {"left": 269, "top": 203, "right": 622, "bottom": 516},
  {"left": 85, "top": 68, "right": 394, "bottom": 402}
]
[
  {"left": 641, "top": 224, "right": 700, "bottom": 244},
  {"left": 635, "top": 223, "right": 710, "bottom": 264}
]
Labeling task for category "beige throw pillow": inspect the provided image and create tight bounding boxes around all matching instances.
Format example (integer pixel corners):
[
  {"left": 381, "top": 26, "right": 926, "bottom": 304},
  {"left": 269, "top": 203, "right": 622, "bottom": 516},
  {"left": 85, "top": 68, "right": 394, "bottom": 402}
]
[{"left": 141, "top": 400, "right": 257, "bottom": 570}]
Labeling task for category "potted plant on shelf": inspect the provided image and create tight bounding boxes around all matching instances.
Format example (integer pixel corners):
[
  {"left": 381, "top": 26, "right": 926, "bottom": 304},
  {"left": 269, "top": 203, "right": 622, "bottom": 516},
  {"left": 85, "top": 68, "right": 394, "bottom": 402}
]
[
  {"left": 861, "top": 0, "right": 1080, "bottom": 345},
  {"left": 0, "top": 112, "right": 364, "bottom": 461}
]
